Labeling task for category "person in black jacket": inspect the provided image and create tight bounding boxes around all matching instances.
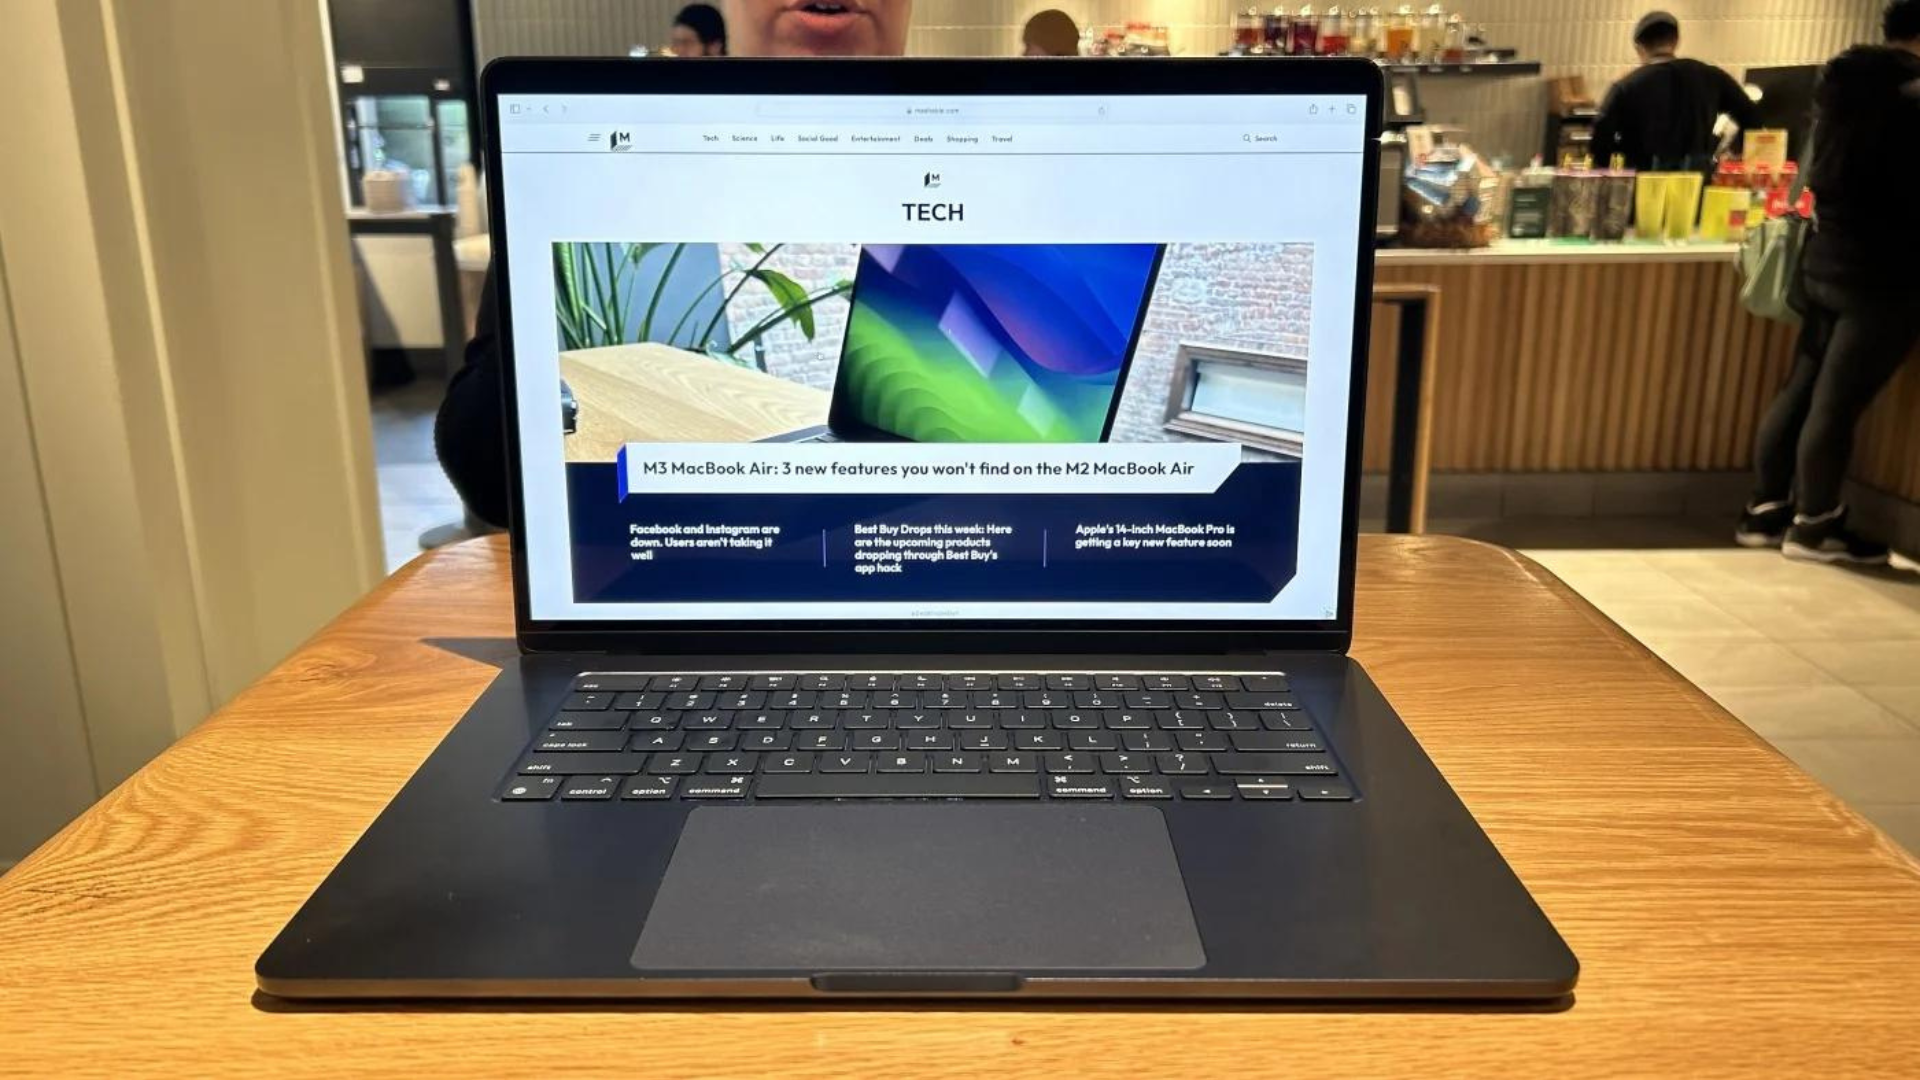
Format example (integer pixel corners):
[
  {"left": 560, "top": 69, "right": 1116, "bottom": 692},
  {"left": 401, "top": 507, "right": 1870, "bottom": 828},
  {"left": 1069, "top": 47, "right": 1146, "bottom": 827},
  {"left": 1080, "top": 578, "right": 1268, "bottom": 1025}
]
[
  {"left": 1591, "top": 11, "right": 1761, "bottom": 172},
  {"left": 1739, "top": 0, "right": 1920, "bottom": 563},
  {"left": 435, "top": 0, "right": 913, "bottom": 530}
]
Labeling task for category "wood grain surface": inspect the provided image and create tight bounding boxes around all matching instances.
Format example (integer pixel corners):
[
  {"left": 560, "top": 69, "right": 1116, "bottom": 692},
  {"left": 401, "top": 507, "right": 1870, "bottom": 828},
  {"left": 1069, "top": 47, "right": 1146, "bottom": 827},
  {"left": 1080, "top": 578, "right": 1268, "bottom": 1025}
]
[
  {"left": 559, "top": 343, "right": 829, "bottom": 460},
  {"left": 1364, "top": 260, "right": 1920, "bottom": 506},
  {"left": 4, "top": 535, "right": 1919, "bottom": 1078}
]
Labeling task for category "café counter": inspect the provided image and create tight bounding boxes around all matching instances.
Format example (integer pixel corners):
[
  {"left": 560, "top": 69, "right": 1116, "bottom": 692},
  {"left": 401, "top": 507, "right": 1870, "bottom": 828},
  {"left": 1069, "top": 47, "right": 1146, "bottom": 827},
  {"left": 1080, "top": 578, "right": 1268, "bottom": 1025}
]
[{"left": 1364, "top": 239, "right": 1920, "bottom": 512}]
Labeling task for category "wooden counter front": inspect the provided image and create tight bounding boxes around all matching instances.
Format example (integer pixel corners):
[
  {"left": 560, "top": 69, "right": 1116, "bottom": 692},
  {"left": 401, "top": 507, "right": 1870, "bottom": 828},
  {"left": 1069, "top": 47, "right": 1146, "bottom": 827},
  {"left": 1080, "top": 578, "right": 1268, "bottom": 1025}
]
[{"left": 1363, "top": 254, "right": 1920, "bottom": 506}]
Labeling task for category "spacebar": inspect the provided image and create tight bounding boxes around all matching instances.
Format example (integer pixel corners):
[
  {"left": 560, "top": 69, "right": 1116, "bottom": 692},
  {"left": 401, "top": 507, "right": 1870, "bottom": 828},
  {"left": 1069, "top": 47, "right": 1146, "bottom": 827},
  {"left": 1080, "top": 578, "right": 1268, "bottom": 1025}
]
[{"left": 755, "top": 774, "right": 1040, "bottom": 799}]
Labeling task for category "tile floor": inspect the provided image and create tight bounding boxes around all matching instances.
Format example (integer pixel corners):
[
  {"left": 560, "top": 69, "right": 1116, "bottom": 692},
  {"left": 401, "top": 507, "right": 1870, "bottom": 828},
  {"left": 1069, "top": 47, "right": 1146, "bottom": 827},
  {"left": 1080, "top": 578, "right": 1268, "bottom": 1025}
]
[
  {"left": 371, "top": 380, "right": 468, "bottom": 575},
  {"left": 367, "top": 394, "right": 1920, "bottom": 856}
]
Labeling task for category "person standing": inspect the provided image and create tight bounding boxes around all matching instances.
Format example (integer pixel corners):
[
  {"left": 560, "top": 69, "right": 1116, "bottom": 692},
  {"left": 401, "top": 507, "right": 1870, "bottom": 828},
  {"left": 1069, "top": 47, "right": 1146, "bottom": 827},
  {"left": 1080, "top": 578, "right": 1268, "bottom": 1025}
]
[
  {"left": 668, "top": 4, "right": 728, "bottom": 56},
  {"left": 1021, "top": 10, "right": 1081, "bottom": 56},
  {"left": 1739, "top": 0, "right": 1920, "bottom": 564},
  {"left": 433, "top": 1, "right": 915, "bottom": 529},
  {"left": 1590, "top": 11, "right": 1761, "bottom": 172}
]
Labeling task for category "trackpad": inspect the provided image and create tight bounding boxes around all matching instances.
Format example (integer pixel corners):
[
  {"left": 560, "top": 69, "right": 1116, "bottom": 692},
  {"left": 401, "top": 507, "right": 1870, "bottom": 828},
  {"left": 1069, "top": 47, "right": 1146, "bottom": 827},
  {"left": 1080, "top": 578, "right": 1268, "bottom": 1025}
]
[{"left": 631, "top": 804, "right": 1205, "bottom": 973}]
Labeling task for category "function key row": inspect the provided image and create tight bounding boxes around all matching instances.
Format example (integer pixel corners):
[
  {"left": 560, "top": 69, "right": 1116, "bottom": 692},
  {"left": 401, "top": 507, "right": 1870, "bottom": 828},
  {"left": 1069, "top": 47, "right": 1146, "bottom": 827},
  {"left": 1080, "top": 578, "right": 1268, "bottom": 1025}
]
[
  {"left": 572, "top": 672, "right": 1291, "bottom": 695},
  {"left": 562, "top": 689, "right": 1299, "bottom": 713},
  {"left": 548, "top": 707, "right": 1314, "bottom": 735}
]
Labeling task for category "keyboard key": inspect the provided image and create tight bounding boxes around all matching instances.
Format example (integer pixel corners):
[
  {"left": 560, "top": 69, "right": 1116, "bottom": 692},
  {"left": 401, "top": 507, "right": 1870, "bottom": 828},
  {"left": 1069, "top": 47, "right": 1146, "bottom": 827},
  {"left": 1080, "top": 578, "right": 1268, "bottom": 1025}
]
[
  {"left": 696, "top": 674, "right": 749, "bottom": 691},
  {"left": 843, "top": 710, "right": 889, "bottom": 730},
  {"left": 1173, "top": 692, "right": 1224, "bottom": 710},
  {"left": 520, "top": 753, "right": 646, "bottom": 776},
  {"left": 703, "top": 753, "right": 759, "bottom": 774},
  {"left": 749, "top": 674, "right": 797, "bottom": 691},
  {"left": 947, "top": 674, "right": 993, "bottom": 690},
  {"left": 1123, "top": 691, "right": 1174, "bottom": 709},
  {"left": 1000, "top": 710, "right": 1047, "bottom": 730},
  {"left": 1023, "top": 690, "right": 1071, "bottom": 709},
  {"left": 948, "top": 711, "right": 994, "bottom": 730},
  {"left": 621, "top": 775, "right": 678, "bottom": 799},
  {"left": 768, "top": 692, "right": 816, "bottom": 710},
  {"left": 665, "top": 691, "right": 717, "bottom": 710},
  {"left": 683, "top": 711, "right": 732, "bottom": 730},
  {"left": 789, "top": 711, "right": 835, "bottom": 729},
  {"left": 876, "top": 753, "right": 927, "bottom": 774},
  {"left": 1242, "top": 675, "right": 1292, "bottom": 692},
  {"left": 923, "top": 690, "right": 966, "bottom": 709},
  {"left": 1105, "top": 710, "right": 1154, "bottom": 730},
  {"left": 536, "top": 731, "right": 626, "bottom": 753},
  {"left": 648, "top": 674, "right": 699, "bottom": 692},
  {"left": 1015, "top": 731, "right": 1064, "bottom": 751},
  {"left": 739, "top": 732, "right": 790, "bottom": 752},
  {"left": 1227, "top": 691, "right": 1301, "bottom": 711},
  {"left": 794, "top": 732, "right": 845, "bottom": 751},
  {"left": 874, "top": 691, "right": 919, "bottom": 709},
  {"left": 819, "top": 752, "right": 872, "bottom": 773},
  {"left": 852, "top": 732, "right": 900, "bottom": 751},
  {"left": 755, "top": 774, "right": 1040, "bottom": 799},
  {"left": 1179, "top": 782, "right": 1235, "bottom": 800},
  {"left": 898, "top": 674, "right": 941, "bottom": 691},
  {"left": 1193, "top": 675, "right": 1242, "bottom": 691},
  {"left": 971, "top": 689, "right": 1018, "bottom": 709},
  {"left": 1156, "top": 752, "right": 1210, "bottom": 775},
  {"left": 735, "top": 711, "right": 785, "bottom": 730},
  {"left": 798, "top": 673, "right": 845, "bottom": 690},
  {"left": 1122, "top": 731, "right": 1175, "bottom": 753},
  {"left": 1094, "top": 674, "right": 1142, "bottom": 690},
  {"left": 1118, "top": 776, "right": 1174, "bottom": 799},
  {"left": 559, "top": 775, "right": 621, "bottom": 800},
  {"left": 1214, "top": 753, "right": 1339, "bottom": 776},
  {"left": 1047, "top": 775, "right": 1114, "bottom": 798},
  {"left": 499, "top": 775, "right": 562, "bottom": 800},
  {"left": 682, "top": 776, "right": 751, "bottom": 799},
  {"left": 1053, "top": 711, "right": 1102, "bottom": 730},
  {"left": 996, "top": 673, "right": 1042, "bottom": 690},
  {"left": 958, "top": 731, "right": 1007, "bottom": 751},
  {"left": 611, "top": 692, "right": 665, "bottom": 711},
  {"left": 1237, "top": 782, "right": 1293, "bottom": 801},
  {"left": 1045, "top": 674, "right": 1093, "bottom": 690},
  {"left": 989, "top": 752, "right": 1037, "bottom": 773},
  {"left": 647, "top": 753, "right": 704, "bottom": 775},
  {"left": 1297, "top": 781, "right": 1355, "bottom": 801},
  {"left": 549, "top": 710, "right": 628, "bottom": 732},
  {"left": 571, "top": 674, "right": 651, "bottom": 692},
  {"left": 630, "top": 712, "right": 677, "bottom": 730},
  {"left": 1208, "top": 710, "right": 1261, "bottom": 731},
  {"left": 1099, "top": 752, "right": 1152, "bottom": 774},
  {"left": 685, "top": 733, "right": 738, "bottom": 752},
  {"left": 1231, "top": 732, "right": 1327, "bottom": 753},
  {"left": 764, "top": 753, "right": 814, "bottom": 774},
  {"left": 717, "top": 691, "right": 767, "bottom": 711},
  {"left": 1261, "top": 710, "right": 1314, "bottom": 731},
  {"left": 932, "top": 753, "right": 983, "bottom": 773},
  {"left": 1176, "top": 731, "right": 1231, "bottom": 752},
  {"left": 1069, "top": 732, "right": 1120, "bottom": 752},
  {"left": 1143, "top": 674, "right": 1191, "bottom": 690},
  {"left": 846, "top": 674, "right": 892, "bottom": 690},
  {"left": 905, "top": 732, "right": 953, "bottom": 751},
  {"left": 630, "top": 732, "right": 683, "bottom": 752},
  {"left": 1072, "top": 691, "right": 1122, "bottom": 709},
  {"left": 562, "top": 692, "right": 615, "bottom": 711},
  {"left": 1159, "top": 711, "right": 1210, "bottom": 731},
  {"left": 894, "top": 711, "right": 942, "bottom": 730},
  {"left": 1043, "top": 752, "right": 1093, "bottom": 774}
]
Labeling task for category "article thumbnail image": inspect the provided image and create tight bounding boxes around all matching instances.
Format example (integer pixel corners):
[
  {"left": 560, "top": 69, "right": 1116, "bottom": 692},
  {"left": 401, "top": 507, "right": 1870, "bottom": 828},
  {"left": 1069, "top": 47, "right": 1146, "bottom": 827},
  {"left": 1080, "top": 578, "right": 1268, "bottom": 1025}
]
[{"left": 549, "top": 241, "right": 1314, "bottom": 460}]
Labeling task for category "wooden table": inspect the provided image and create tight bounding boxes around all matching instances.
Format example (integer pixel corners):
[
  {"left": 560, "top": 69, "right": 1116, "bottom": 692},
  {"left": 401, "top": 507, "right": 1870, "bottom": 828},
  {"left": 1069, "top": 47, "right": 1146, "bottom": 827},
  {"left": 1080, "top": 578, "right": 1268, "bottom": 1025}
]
[
  {"left": 559, "top": 343, "right": 828, "bottom": 461},
  {"left": 5, "top": 535, "right": 1919, "bottom": 1077}
]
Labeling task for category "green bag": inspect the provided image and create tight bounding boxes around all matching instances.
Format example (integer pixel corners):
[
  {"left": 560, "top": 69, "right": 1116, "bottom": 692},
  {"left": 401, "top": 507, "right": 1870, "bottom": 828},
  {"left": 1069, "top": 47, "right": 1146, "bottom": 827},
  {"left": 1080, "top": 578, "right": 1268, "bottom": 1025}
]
[{"left": 1737, "top": 140, "right": 1812, "bottom": 325}]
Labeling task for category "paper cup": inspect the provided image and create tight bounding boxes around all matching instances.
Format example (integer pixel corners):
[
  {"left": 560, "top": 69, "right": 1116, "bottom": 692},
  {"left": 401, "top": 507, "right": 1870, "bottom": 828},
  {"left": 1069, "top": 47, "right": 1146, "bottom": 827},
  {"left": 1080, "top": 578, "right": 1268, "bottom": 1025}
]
[
  {"left": 1665, "top": 173, "right": 1704, "bottom": 241},
  {"left": 1634, "top": 174, "right": 1670, "bottom": 239}
]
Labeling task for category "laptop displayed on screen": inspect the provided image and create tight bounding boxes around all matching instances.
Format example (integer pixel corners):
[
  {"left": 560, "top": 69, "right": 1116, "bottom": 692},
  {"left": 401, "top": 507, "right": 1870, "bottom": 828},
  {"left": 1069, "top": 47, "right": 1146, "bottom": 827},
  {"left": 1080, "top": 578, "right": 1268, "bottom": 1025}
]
[{"left": 257, "top": 58, "right": 1575, "bottom": 1002}]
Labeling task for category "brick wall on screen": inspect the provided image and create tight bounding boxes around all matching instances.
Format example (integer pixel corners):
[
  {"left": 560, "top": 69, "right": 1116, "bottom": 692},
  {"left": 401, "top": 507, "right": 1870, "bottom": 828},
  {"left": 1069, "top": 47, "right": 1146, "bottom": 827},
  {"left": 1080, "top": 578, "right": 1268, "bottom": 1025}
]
[
  {"left": 716, "top": 243, "right": 857, "bottom": 389},
  {"left": 1112, "top": 242, "right": 1314, "bottom": 444}
]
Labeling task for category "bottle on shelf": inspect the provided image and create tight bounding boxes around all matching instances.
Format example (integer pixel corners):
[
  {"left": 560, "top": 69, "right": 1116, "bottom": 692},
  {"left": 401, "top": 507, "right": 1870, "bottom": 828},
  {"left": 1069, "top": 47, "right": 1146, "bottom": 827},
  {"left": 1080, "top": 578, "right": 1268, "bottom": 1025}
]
[
  {"left": 1349, "top": 7, "right": 1379, "bottom": 56},
  {"left": 1418, "top": 4, "right": 1445, "bottom": 62},
  {"left": 1385, "top": 5, "right": 1416, "bottom": 61},
  {"left": 1441, "top": 11, "right": 1468, "bottom": 63},
  {"left": 1263, "top": 6, "right": 1289, "bottom": 53},
  {"left": 1283, "top": 4, "right": 1315, "bottom": 54},
  {"left": 1320, "top": 5, "right": 1351, "bottom": 54},
  {"left": 1234, "top": 7, "right": 1265, "bottom": 51}
]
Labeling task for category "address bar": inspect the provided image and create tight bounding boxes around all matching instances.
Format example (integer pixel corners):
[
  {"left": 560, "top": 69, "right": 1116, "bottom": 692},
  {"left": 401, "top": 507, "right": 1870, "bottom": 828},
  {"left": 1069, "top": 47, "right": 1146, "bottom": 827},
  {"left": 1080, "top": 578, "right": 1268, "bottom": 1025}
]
[{"left": 753, "top": 100, "right": 1110, "bottom": 122}]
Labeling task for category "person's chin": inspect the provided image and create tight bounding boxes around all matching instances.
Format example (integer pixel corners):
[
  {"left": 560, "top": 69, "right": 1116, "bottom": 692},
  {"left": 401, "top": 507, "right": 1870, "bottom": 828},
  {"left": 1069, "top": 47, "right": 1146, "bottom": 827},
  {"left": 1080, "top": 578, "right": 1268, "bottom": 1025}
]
[{"left": 772, "top": 9, "right": 880, "bottom": 55}]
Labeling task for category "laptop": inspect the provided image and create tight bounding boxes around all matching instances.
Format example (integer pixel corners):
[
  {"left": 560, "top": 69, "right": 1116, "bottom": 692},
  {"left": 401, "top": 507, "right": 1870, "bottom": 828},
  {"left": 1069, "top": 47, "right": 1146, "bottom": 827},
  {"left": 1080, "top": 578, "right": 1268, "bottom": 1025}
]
[
  {"left": 258, "top": 58, "right": 1577, "bottom": 1000},
  {"left": 764, "top": 242, "right": 1164, "bottom": 443}
]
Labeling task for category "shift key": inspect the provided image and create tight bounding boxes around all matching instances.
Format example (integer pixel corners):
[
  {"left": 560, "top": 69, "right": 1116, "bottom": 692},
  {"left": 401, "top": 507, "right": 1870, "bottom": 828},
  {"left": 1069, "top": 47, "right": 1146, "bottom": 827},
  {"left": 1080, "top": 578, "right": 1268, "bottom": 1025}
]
[{"left": 1213, "top": 753, "right": 1339, "bottom": 776}]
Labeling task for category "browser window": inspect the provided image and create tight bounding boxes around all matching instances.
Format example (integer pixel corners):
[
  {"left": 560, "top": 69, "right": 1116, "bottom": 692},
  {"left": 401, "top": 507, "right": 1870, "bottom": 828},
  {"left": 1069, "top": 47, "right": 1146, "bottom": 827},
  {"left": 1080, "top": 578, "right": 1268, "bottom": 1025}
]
[{"left": 497, "top": 93, "right": 1369, "bottom": 623}]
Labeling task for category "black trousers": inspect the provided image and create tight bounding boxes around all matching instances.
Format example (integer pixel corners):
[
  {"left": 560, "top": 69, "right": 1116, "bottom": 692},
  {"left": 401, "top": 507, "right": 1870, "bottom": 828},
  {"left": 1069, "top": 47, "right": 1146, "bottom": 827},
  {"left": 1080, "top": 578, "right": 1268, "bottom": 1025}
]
[{"left": 1752, "top": 273, "right": 1920, "bottom": 515}]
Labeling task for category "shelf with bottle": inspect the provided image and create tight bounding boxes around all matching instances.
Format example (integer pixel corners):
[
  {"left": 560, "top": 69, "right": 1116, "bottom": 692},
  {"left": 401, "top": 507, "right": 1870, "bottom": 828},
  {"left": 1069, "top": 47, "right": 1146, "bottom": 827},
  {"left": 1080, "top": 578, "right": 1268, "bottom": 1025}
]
[{"left": 1224, "top": 4, "right": 1536, "bottom": 71}]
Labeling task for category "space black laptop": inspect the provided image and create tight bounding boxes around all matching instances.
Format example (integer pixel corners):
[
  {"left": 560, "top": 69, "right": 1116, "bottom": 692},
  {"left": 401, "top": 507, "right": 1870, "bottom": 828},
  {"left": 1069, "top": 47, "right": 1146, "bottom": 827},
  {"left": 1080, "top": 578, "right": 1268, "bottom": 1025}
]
[
  {"left": 763, "top": 242, "right": 1164, "bottom": 443},
  {"left": 257, "top": 58, "right": 1576, "bottom": 1000}
]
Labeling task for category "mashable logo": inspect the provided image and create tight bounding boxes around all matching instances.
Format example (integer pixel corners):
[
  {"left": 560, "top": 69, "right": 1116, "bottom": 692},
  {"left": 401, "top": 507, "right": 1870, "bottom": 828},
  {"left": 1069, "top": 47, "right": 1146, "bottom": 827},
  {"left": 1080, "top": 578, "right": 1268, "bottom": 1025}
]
[{"left": 923, "top": 171, "right": 942, "bottom": 188}]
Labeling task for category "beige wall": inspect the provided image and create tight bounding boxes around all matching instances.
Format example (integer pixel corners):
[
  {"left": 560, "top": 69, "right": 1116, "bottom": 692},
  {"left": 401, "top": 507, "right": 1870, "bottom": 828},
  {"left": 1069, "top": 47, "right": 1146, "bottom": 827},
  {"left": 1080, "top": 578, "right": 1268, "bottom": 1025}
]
[
  {"left": 474, "top": 0, "right": 1884, "bottom": 161},
  {"left": 0, "top": 0, "right": 380, "bottom": 864}
]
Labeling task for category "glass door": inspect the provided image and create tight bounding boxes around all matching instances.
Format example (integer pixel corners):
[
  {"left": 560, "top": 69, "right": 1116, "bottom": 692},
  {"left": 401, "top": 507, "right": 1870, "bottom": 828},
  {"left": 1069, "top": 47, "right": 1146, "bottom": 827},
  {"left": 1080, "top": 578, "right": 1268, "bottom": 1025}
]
[{"left": 434, "top": 98, "right": 470, "bottom": 208}]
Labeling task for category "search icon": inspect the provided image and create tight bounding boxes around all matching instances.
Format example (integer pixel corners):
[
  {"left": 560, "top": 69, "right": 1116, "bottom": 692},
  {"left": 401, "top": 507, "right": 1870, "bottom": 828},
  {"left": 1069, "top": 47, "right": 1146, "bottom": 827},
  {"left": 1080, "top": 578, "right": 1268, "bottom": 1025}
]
[{"left": 1243, "top": 133, "right": 1252, "bottom": 142}]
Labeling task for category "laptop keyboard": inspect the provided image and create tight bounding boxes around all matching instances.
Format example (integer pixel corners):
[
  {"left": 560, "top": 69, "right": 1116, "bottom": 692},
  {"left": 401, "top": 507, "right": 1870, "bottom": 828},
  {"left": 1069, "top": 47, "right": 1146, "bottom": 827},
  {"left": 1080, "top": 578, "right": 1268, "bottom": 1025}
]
[{"left": 498, "top": 672, "right": 1353, "bottom": 804}]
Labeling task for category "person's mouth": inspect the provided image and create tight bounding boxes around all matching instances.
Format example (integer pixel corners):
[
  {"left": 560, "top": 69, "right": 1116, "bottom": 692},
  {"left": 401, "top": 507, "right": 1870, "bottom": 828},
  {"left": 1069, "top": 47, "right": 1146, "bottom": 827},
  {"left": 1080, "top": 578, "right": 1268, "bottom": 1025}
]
[{"left": 785, "top": 1, "right": 868, "bottom": 31}]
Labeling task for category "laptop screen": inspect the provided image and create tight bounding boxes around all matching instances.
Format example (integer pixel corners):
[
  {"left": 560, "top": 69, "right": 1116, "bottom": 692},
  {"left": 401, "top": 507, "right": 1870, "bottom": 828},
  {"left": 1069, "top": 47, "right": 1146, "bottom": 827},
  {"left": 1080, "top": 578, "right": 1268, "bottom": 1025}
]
[{"left": 496, "top": 90, "right": 1370, "bottom": 625}]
